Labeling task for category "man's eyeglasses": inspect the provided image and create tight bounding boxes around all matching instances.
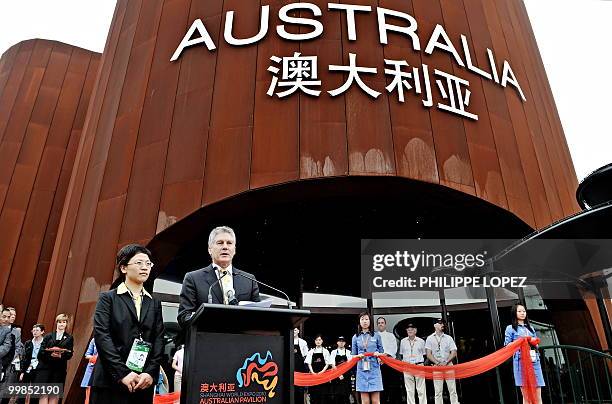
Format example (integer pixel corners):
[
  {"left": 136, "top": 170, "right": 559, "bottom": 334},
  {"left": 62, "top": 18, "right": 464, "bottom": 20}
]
[{"left": 127, "top": 260, "right": 154, "bottom": 268}]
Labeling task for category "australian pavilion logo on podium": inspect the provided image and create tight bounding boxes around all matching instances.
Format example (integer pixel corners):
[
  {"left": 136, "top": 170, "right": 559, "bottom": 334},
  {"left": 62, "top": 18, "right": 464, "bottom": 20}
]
[
  {"left": 237, "top": 351, "right": 279, "bottom": 399},
  {"left": 199, "top": 351, "right": 279, "bottom": 403}
]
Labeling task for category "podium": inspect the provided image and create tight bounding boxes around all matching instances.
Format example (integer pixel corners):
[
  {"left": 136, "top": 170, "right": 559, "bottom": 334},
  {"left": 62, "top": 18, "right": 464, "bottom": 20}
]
[{"left": 181, "top": 303, "right": 310, "bottom": 404}]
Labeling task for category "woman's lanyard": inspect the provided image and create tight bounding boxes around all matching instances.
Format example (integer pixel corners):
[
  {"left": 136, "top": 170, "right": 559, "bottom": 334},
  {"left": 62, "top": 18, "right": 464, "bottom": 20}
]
[{"left": 361, "top": 333, "right": 371, "bottom": 351}]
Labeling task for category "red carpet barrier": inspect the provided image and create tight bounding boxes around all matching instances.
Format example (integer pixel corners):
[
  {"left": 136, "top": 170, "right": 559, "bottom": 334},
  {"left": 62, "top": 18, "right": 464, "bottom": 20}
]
[{"left": 153, "top": 337, "right": 540, "bottom": 404}]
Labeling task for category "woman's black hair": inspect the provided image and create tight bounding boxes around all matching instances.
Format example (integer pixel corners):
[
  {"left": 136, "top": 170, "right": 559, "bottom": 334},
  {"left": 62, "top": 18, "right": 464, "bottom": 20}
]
[
  {"left": 511, "top": 303, "right": 534, "bottom": 333},
  {"left": 112, "top": 244, "right": 152, "bottom": 288},
  {"left": 313, "top": 333, "right": 324, "bottom": 343},
  {"left": 356, "top": 311, "right": 375, "bottom": 336}
]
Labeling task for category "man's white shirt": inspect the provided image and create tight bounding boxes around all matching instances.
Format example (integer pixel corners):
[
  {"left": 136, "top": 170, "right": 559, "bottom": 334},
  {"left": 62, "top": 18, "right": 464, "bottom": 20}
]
[
  {"left": 399, "top": 336, "right": 426, "bottom": 364},
  {"left": 304, "top": 346, "right": 331, "bottom": 365},
  {"left": 213, "top": 264, "right": 234, "bottom": 304},
  {"left": 377, "top": 330, "right": 398, "bottom": 357},
  {"left": 294, "top": 337, "right": 308, "bottom": 357},
  {"left": 330, "top": 348, "right": 352, "bottom": 364}
]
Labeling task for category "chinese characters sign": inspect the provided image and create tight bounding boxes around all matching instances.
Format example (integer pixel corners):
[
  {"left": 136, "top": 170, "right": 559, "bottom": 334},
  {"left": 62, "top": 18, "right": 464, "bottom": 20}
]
[{"left": 267, "top": 52, "right": 478, "bottom": 121}]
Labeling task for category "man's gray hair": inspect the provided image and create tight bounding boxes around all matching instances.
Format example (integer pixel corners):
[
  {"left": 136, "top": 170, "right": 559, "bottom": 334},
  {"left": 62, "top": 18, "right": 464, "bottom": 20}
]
[{"left": 208, "top": 226, "right": 236, "bottom": 247}]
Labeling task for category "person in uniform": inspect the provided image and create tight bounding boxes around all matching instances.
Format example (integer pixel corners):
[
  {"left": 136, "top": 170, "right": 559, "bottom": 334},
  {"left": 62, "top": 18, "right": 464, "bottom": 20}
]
[
  {"left": 352, "top": 312, "right": 384, "bottom": 404},
  {"left": 425, "top": 319, "right": 459, "bottom": 404},
  {"left": 305, "top": 334, "right": 331, "bottom": 404},
  {"left": 329, "top": 336, "right": 352, "bottom": 404},
  {"left": 293, "top": 328, "right": 309, "bottom": 404},
  {"left": 399, "top": 323, "right": 427, "bottom": 404},
  {"left": 504, "top": 304, "right": 545, "bottom": 404},
  {"left": 376, "top": 317, "right": 400, "bottom": 403}
]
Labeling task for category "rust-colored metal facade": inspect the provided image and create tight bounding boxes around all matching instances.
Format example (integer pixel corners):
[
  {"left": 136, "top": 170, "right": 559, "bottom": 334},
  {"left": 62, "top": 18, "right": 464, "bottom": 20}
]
[
  {"left": 0, "top": 40, "right": 100, "bottom": 328},
  {"left": 0, "top": 0, "right": 585, "bottom": 398}
]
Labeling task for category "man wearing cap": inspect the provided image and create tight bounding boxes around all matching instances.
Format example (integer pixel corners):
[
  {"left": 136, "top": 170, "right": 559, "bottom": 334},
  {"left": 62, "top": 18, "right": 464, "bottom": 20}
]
[
  {"left": 399, "top": 323, "right": 427, "bottom": 404},
  {"left": 330, "top": 336, "right": 352, "bottom": 404},
  {"left": 425, "top": 319, "right": 460, "bottom": 404},
  {"left": 376, "top": 317, "right": 400, "bottom": 403}
]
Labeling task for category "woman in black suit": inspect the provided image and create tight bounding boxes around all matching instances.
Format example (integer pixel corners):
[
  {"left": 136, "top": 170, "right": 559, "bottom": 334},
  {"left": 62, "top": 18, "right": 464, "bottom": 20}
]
[
  {"left": 37, "top": 314, "right": 74, "bottom": 404},
  {"left": 90, "top": 244, "right": 165, "bottom": 404}
]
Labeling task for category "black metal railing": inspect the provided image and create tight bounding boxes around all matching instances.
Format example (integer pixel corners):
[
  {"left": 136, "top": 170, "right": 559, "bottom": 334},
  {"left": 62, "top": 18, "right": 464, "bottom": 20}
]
[{"left": 536, "top": 345, "right": 612, "bottom": 404}]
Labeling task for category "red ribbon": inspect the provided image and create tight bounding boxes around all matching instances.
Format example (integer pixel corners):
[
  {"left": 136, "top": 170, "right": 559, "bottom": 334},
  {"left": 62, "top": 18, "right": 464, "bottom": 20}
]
[
  {"left": 294, "top": 357, "right": 360, "bottom": 386},
  {"left": 520, "top": 337, "right": 540, "bottom": 404},
  {"left": 154, "top": 337, "right": 538, "bottom": 403}
]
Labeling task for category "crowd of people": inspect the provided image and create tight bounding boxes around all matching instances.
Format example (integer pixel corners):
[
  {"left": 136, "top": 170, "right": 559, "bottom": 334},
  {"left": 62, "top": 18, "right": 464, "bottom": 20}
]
[
  {"left": 296, "top": 306, "right": 545, "bottom": 404},
  {"left": 0, "top": 225, "right": 546, "bottom": 404},
  {"left": 0, "top": 307, "right": 73, "bottom": 404},
  {"left": 294, "top": 314, "right": 461, "bottom": 404}
]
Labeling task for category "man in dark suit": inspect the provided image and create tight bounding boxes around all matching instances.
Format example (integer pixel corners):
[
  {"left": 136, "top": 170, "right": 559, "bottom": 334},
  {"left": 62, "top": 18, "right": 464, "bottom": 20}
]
[
  {"left": 178, "top": 226, "right": 260, "bottom": 327},
  {"left": 0, "top": 309, "right": 14, "bottom": 379}
]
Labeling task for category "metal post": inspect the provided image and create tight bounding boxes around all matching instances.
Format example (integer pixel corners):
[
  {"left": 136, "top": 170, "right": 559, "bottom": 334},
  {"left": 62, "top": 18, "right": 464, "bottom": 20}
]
[
  {"left": 486, "top": 262, "right": 508, "bottom": 404},
  {"left": 439, "top": 289, "right": 448, "bottom": 324},
  {"left": 517, "top": 286, "right": 526, "bottom": 307},
  {"left": 594, "top": 281, "right": 612, "bottom": 351},
  {"left": 486, "top": 282, "right": 504, "bottom": 347}
]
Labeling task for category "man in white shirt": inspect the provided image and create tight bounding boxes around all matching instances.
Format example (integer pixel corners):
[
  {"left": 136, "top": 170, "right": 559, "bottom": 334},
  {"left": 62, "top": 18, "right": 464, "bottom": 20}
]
[
  {"left": 330, "top": 336, "right": 352, "bottom": 404},
  {"left": 425, "top": 319, "right": 460, "bottom": 404},
  {"left": 329, "top": 336, "right": 353, "bottom": 366},
  {"left": 377, "top": 317, "right": 400, "bottom": 403},
  {"left": 399, "top": 323, "right": 427, "bottom": 404},
  {"left": 293, "top": 328, "right": 308, "bottom": 358}
]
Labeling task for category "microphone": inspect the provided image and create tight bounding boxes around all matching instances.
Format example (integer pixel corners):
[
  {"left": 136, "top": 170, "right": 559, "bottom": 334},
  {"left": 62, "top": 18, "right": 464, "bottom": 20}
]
[
  {"left": 208, "top": 270, "right": 228, "bottom": 304},
  {"left": 226, "top": 289, "right": 239, "bottom": 305},
  {"left": 234, "top": 272, "right": 293, "bottom": 309}
]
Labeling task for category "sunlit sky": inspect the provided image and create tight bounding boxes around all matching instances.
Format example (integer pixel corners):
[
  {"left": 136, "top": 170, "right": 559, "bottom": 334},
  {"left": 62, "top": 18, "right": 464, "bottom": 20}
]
[{"left": 0, "top": 0, "right": 610, "bottom": 181}]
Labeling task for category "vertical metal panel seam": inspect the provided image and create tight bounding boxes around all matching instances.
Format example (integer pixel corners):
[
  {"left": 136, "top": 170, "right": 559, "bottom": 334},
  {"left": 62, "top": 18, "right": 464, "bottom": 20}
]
[
  {"left": 150, "top": 0, "right": 195, "bottom": 237},
  {"left": 501, "top": 0, "right": 557, "bottom": 221},
  {"left": 0, "top": 43, "right": 30, "bottom": 145},
  {"left": 22, "top": 53, "right": 94, "bottom": 325},
  {"left": 459, "top": 0, "right": 509, "bottom": 208},
  {"left": 38, "top": 0, "right": 130, "bottom": 325},
  {"left": 436, "top": 0, "right": 478, "bottom": 192},
  {"left": 0, "top": 40, "right": 56, "bottom": 296},
  {"left": 247, "top": 0, "right": 263, "bottom": 192},
  {"left": 200, "top": 0, "right": 226, "bottom": 205},
  {"left": 64, "top": 0, "right": 148, "bottom": 295},
  {"left": 0, "top": 43, "right": 21, "bottom": 102},
  {"left": 4, "top": 46, "right": 75, "bottom": 301},
  {"left": 481, "top": 0, "right": 536, "bottom": 225}
]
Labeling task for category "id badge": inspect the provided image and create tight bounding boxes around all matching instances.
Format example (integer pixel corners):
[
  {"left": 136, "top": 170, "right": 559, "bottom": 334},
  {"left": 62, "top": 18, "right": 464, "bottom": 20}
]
[
  {"left": 408, "top": 355, "right": 418, "bottom": 365},
  {"left": 529, "top": 350, "right": 537, "bottom": 363},
  {"left": 362, "top": 359, "right": 370, "bottom": 371},
  {"left": 126, "top": 338, "right": 152, "bottom": 372},
  {"left": 434, "top": 350, "right": 444, "bottom": 361}
]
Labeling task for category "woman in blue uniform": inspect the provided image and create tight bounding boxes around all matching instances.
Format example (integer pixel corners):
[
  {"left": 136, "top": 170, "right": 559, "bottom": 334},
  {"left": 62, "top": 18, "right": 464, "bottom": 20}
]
[
  {"left": 504, "top": 304, "right": 545, "bottom": 404},
  {"left": 351, "top": 312, "right": 384, "bottom": 404}
]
